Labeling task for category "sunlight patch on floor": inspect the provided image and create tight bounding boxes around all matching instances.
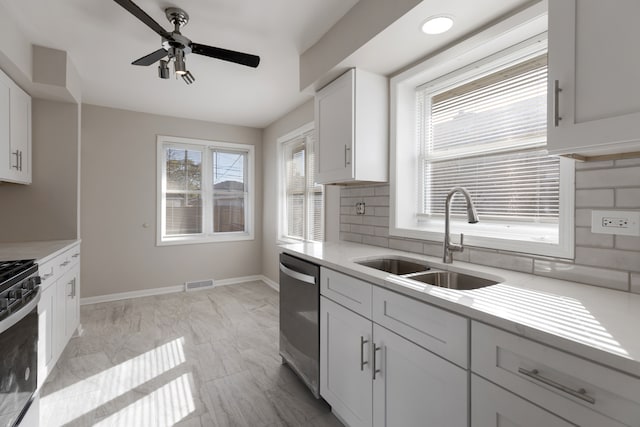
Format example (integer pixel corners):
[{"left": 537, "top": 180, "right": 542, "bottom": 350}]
[
  {"left": 93, "top": 373, "right": 196, "bottom": 427},
  {"left": 41, "top": 337, "right": 186, "bottom": 426}
]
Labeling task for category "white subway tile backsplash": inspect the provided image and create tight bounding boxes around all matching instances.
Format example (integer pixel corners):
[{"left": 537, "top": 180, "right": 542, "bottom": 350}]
[
  {"left": 362, "top": 235, "right": 389, "bottom": 248},
  {"left": 375, "top": 207, "right": 390, "bottom": 217},
  {"left": 575, "top": 189, "right": 614, "bottom": 208},
  {"left": 350, "top": 224, "right": 375, "bottom": 235},
  {"left": 632, "top": 274, "right": 640, "bottom": 295},
  {"left": 616, "top": 189, "right": 640, "bottom": 208},
  {"left": 575, "top": 247, "right": 640, "bottom": 273},
  {"left": 469, "top": 249, "right": 533, "bottom": 273},
  {"left": 534, "top": 261, "right": 629, "bottom": 291},
  {"left": 615, "top": 236, "right": 640, "bottom": 251},
  {"left": 575, "top": 227, "right": 614, "bottom": 248},
  {"left": 339, "top": 159, "right": 640, "bottom": 293},
  {"left": 362, "top": 216, "right": 389, "bottom": 227},
  {"left": 374, "top": 185, "right": 390, "bottom": 196},
  {"left": 576, "top": 166, "right": 640, "bottom": 189},
  {"left": 575, "top": 209, "right": 593, "bottom": 227},
  {"left": 341, "top": 215, "right": 363, "bottom": 225},
  {"left": 388, "top": 238, "right": 424, "bottom": 254}
]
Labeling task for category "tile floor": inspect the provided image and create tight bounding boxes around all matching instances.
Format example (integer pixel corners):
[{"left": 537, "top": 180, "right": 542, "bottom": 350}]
[{"left": 39, "top": 281, "right": 343, "bottom": 427}]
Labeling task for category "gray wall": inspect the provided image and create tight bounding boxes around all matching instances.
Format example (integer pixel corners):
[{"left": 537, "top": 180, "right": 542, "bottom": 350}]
[
  {"left": 81, "top": 104, "right": 263, "bottom": 298},
  {"left": 0, "top": 99, "right": 79, "bottom": 242},
  {"left": 261, "top": 100, "right": 340, "bottom": 284},
  {"left": 339, "top": 159, "right": 640, "bottom": 293}
]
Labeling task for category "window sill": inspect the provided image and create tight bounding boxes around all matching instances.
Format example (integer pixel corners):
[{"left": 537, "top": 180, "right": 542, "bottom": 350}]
[{"left": 157, "top": 232, "right": 254, "bottom": 247}]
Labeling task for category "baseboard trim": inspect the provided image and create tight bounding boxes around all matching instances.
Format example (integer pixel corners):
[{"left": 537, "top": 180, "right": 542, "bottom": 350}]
[
  {"left": 80, "top": 275, "right": 278, "bottom": 305},
  {"left": 260, "top": 275, "right": 280, "bottom": 291}
]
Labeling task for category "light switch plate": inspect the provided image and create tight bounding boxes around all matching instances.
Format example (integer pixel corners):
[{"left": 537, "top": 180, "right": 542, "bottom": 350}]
[{"left": 591, "top": 210, "right": 640, "bottom": 236}]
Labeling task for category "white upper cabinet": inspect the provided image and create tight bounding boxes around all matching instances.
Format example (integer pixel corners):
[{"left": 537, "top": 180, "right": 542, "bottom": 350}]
[
  {"left": 315, "top": 68, "right": 388, "bottom": 184},
  {"left": 0, "top": 68, "right": 31, "bottom": 184},
  {"left": 548, "top": 0, "right": 640, "bottom": 158}
]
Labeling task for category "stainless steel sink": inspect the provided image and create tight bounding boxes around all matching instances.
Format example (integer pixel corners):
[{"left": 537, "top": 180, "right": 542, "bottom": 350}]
[
  {"left": 405, "top": 271, "right": 499, "bottom": 290},
  {"left": 355, "top": 257, "right": 430, "bottom": 275}
]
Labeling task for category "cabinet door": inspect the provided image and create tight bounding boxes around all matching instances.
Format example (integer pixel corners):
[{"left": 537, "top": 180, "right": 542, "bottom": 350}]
[
  {"left": 320, "top": 296, "right": 372, "bottom": 427},
  {"left": 37, "top": 283, "right": 56, "bottom": 388},
  {"left": 0, "top": 72, "right": 11, "bottom": 180},
  {"left": 315, "top": 69, "right": 355, "bottom": 183},
  {"left": 373, "top": 324, "right": 467, "bottom": 427},
  {"left": 8, "top": 84, "right": 31, "bottom": 183},
  {"left": 548, "top": 0, "right": 640, "bottom": 156},
  {"left": 64, "top": 265, "right": 80, "bottom": 340},
  {"left": 472, "top": 375, "right": 574, "bottom": 427}
]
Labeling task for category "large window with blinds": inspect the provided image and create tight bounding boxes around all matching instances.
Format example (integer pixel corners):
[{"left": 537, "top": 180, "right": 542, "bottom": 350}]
[
  {"left": 390, "top": 35, "right": 574, "bottom": 258},
  {"left": 157, "top": 136, "right": 255, "bottom": 245},
  {"left": 279, "top": 124, "right": 324, "bottom": 242}
]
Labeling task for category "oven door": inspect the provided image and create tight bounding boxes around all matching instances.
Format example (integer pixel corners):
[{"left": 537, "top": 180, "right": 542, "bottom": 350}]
[{"left": 0, "top": 296, "right": 39, "bottom": 427}]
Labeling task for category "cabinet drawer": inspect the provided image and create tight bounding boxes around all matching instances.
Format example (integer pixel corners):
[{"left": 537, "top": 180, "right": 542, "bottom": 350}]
[
  {"left": 373, "top": 287, "right": 468, "bottom": 368},
  {"left": 38, "top": 258, "right": 59, "bottom": 290},
  {"left": 321, "top": 267, "right": 372, "bottom": 318},
  {"left": 472, "top": 321, "right": 640, "bottom": 426}
]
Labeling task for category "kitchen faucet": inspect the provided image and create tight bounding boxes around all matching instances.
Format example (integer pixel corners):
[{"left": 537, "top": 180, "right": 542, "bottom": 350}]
[{"left": 443, "top": 187, "right": 479, "bottom": 264}]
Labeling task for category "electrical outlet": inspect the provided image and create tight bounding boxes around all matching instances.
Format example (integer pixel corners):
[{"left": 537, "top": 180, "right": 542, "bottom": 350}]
[
  {"left": 591, "top": 210, "right": 640, "bottom": 236},
  {"left": 356, "top": 202, "right": 366, "bottom": 215}
]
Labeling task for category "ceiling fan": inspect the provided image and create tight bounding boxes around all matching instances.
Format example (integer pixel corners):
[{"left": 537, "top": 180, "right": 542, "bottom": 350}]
[{"left": 113, "top": 0, "right": 260, "bottom": 84}]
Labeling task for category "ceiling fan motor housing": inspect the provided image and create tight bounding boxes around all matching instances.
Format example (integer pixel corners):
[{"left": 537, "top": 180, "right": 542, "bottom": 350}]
[{"left": 165, "top": 7, "right": 189, "bottom": 29}]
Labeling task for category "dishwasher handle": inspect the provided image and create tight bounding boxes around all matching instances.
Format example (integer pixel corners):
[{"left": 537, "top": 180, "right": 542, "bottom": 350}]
[{"left": 279, "top": 263, "right": 316, "bottom": 285}]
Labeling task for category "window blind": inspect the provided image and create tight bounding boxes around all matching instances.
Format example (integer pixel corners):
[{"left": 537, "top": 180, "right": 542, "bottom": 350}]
[
  {"left": 283, "top": 131, "right": 324, "bottom": 241},
  {"left": 420, "top": 53, "right": 559, "bottom": 223}
]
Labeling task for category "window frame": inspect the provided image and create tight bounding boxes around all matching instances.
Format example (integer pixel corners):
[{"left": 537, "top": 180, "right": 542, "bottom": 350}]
[
  {"left": 389, "top": 8, "right": 575, "bottom": 259},
  {"left": 277, "top": 122, "right": 325, "bottom": 243},
  {"left": 157, "top": 135, "right": 255, "bottom": 246}
]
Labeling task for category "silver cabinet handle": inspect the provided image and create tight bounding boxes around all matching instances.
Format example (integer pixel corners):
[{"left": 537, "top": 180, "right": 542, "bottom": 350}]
[
  {"left": 11, "top": 150, "right": 19, "bottom": 170},
  {"left": 279, "top": 263, "right": 316, "bottom": 285},
  {"left": 72, "top": 253, "right": 80, "bottom": 258},
  {"left": 42, "top": 270, "right": 53, "bottom": 280},
  {"left": 18, "top": 150, "right": 22, "bottom": 171},
  {"left": 60, "top": 261, "right": 70, "bottom": 267},
  {"left": 553, "top": 80, "right": 563, "bottom": 127},
  {"left": 68, "top": 278, "right": 77, "bottom": 298},
  {"left": 518, "top": 367, "right": 595, "bottom": 404},
  {"left": 360, "top": 336, "right": 369, "bottom": 371},
  {"left": 372, "top": 344, "right": 381, "bottom": 380},
  {"left": 344, "top": 145, "right": 351, "bottom": 167}
]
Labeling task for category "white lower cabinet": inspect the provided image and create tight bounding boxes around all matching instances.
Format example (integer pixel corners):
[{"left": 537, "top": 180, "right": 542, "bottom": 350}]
[
  {"left": 320, "top": 296, "right": 373, "bottom": 427},
  {"left": 372, "top": 324, "right": 467, "bottom": 427},
  {"left": 37, "top": 243, "right": 81, "bottom": 387},
  {"left": 471, "top": 375, "right": 573, "bottom": 427},
  {"left": 320, "top": 271, "right": 468, "bottom": 427}
]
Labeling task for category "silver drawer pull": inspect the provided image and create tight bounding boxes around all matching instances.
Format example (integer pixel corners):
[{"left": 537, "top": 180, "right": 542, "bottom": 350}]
[
  {"left": 72, "top": 253, "right": 80, "bottom": 258},
  {"left": 518, "top": 367, "right": 595, "bottom": 405},
  {"left": 42, "top": 273, "right": 53, "bottom": 280},
  {"left": 60, "top": 261, "right": 70, "bottom": 267},
  {"left": 360, "top": 336, "right": 369, "bottom": 371},
  {"left": 372, "top": 344, "right": 381, "bottom": 380}
]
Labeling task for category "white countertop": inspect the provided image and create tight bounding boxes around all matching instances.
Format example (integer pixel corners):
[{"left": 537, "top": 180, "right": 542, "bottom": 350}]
[
  {"left": 0, "top": 240, "right": 80, "bottom": 264},
  {"left": 281, "top": 241, "right": 640, "bottom": 378}
]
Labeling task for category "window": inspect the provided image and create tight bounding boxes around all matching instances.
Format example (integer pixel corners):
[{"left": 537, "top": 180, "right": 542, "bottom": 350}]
[
  {"left": 391, "top": 32, "right": 574, "bottom": 258},
  {"left": 157, "top": 136, "right": 254, "bottom": 245},
  {"left": 278, "top": 123, "right": 324, "bottom": 242}
]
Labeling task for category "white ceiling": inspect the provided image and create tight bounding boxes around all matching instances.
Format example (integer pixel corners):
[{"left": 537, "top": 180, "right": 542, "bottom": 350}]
[
  {"left": 2, "top": 0, "right": 537, "bottom": 129},
  {"left": 2, "top": 0, "right": 359, "bottom": 128}
]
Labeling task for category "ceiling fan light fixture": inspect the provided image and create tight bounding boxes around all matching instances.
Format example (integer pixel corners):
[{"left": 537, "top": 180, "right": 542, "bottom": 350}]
[
  {"left": 174, "top": 49, "right": 187, "bottom": 75},
  {"left": 158, "top": 60, "right": 170, "bottom": 79}
]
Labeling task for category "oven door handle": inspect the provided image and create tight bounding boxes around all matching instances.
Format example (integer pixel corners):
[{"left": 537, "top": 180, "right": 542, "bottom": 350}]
[
  {"left": 279, "top": 263, "right": 316, "bottom": 285},
  {"left": 0, "top": 290, "right": 40, "bottom": 335}
]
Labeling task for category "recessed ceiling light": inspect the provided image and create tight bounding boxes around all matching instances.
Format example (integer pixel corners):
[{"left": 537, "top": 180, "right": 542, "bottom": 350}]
[{"left": 421, "top": 15, "right": 454, "bottom": 35}]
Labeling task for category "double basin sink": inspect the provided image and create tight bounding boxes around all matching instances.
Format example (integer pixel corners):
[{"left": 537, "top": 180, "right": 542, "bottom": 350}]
[{"left": 355, "top": 257, "right": 501, "bottom": 290}]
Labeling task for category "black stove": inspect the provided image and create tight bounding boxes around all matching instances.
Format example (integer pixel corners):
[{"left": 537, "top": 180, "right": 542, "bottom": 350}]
[{"left": 0, "top": 260, "right": 40, "bottom": 321}]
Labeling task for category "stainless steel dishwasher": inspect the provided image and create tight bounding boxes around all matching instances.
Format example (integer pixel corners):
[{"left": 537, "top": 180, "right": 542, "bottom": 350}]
[{"left": 279, "top": 252, "right": 320, "bottom": 398}]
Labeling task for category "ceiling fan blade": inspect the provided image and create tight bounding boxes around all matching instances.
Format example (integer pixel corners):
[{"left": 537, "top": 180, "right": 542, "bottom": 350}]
[
  {"left": 113, "top": 0, "right": 171, "bottom": 39},
  {"left": 132, "top": 49, "right": 168, "bottom": 66},
  {"left": 190, "top": 43, "right": 260, "bottom": 68}
]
